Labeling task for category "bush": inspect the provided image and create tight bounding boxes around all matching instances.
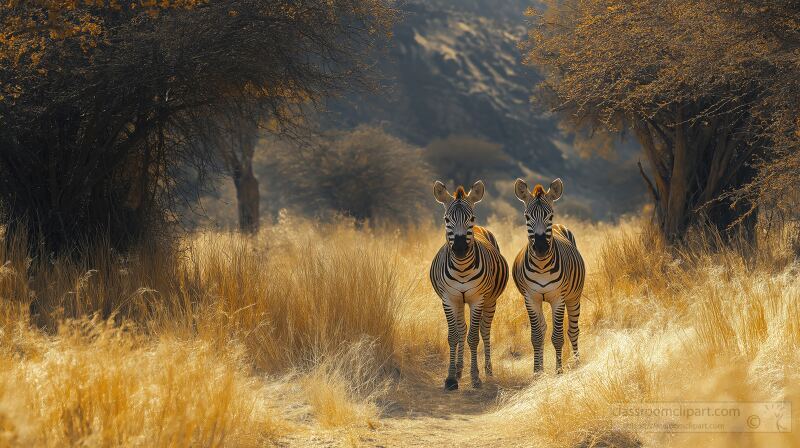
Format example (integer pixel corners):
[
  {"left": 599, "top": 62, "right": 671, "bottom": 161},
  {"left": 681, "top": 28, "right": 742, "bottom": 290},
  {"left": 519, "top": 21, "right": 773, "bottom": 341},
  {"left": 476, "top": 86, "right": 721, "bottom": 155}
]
[
  {"left": 424, "top": 134, "right": 512, "bottom": 186},
  {"left": 263, "top": 127, "right": 432, "bottom": 224}
]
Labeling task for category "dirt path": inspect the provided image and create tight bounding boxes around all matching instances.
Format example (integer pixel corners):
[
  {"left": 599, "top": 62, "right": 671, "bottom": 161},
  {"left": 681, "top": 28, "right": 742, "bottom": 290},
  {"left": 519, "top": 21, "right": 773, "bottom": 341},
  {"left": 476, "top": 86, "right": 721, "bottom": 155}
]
[
  {"left": 370, "top": 381, "right": 511, "bottom": 447},
  {"left": 283, "top": 378, "right": 530, "bottom": 447},
  {"left": 272, "top": 377, "right": 525, "bottom": 447}
]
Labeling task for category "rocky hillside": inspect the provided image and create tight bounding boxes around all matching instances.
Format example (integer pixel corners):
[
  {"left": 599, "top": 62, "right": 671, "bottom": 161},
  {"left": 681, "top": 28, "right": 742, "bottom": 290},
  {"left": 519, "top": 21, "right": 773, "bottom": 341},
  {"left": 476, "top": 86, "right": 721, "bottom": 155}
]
[
  {"left": 325, "top": 0, "right": 647, "bottom": 219},
  {"left": 328, "top": 1, "right": 561, "bottom": 170}
]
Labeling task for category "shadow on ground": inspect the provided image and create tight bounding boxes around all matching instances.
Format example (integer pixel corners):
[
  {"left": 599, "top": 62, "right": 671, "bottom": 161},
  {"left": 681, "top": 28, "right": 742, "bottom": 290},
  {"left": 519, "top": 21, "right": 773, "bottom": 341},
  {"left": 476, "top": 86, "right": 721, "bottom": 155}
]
[{"left": 378, "top": 376, "right": 530, "bottom": 420}]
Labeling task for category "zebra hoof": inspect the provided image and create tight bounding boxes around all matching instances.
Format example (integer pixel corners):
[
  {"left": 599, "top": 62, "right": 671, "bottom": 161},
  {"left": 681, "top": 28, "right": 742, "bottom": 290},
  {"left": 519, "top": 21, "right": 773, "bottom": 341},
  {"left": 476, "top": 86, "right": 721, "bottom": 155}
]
[
  {"left": 444, "top": 378, "right": 459, "bottom": 391},
  {"left": 472, "top": 378, "right": 482, "bottom": 389}
]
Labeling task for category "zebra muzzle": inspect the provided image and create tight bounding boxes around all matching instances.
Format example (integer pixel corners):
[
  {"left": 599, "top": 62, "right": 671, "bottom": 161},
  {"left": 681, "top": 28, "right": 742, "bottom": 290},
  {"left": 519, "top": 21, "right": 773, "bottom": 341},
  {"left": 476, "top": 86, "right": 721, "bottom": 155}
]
[
  {"left": 452, "top": 235, "right": 468, "bottom": 256},
  {"left": 533, "top": 234, "right": 549, "bottom": 255}
]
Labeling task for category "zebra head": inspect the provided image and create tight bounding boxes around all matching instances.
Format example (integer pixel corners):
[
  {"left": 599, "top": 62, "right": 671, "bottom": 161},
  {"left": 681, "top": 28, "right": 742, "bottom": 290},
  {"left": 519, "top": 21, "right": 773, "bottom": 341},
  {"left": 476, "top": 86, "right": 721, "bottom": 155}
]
[
  {"left": 433, "top": 180, "right": 485, "bottom": 258},
  {"left": 514, "top": 178, "right": 563, "bottom": 257}
]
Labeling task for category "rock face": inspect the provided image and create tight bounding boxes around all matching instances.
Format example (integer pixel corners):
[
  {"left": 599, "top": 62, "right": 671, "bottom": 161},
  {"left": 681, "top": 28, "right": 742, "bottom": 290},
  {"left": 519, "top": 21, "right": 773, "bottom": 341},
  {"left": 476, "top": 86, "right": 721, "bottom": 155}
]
[
  {"left": 326, "top": 0, "right": 648, "bottom": 219},
  {"left": 329, "top": 1, "right": 563, "bottom": 172}
]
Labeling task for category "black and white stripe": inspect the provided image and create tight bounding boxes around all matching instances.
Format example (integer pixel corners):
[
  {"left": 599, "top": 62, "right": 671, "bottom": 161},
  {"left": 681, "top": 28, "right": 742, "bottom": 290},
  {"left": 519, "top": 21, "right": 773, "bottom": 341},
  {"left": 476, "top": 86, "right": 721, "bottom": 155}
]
[
  {"left": 512, "top": 178, "right": 585, "bottom": 374},
  {"left": 430, "top": 180, "right": 509, "bottom": 390}
]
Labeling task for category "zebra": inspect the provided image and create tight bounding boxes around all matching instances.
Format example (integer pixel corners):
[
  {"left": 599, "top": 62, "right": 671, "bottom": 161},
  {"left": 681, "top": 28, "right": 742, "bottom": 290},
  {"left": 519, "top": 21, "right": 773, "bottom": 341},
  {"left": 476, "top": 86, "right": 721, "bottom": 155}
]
[
  {"left": 512, "top": 178, "right": 585, "bottom": 375},
  {"left": 430, "top": 180, "right": 509, "bottom": 390}
]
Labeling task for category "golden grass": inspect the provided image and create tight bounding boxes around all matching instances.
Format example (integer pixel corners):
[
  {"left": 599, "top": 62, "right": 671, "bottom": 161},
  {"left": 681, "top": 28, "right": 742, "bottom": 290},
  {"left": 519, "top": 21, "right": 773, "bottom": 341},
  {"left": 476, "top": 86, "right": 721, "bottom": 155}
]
[
  {"left": 301, "top": 341, "right": 384, "bottom": 429},
  {"left": 491, "top": 219, "right": 800, "bottom": 448},
  {"left": 0, "top": 213, "right": 798, "bottom": 446},
  {"left": 0, "top": 318, "right": 283, "bottom": 447}
]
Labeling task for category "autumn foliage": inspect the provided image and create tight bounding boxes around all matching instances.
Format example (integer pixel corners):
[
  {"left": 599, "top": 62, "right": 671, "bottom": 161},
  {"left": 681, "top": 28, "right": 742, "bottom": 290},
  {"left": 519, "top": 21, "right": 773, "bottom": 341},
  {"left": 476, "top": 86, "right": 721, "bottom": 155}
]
[{"left": 525, "top": 0, "right": 800, "bottom": 242}]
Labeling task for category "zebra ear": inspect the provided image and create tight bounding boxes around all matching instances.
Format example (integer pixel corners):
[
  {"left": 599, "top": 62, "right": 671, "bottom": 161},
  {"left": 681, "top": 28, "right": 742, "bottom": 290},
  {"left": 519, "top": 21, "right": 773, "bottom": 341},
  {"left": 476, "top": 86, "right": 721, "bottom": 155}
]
[
  {"left": 547, "top": 178, "right": 563, "bottom": 202},
  {"left": 467, "top": 180, "right": 484, "bottom": 205},
  {"left": 514, "top": 178, "right": 530, "bottom": 202},
  {"left": 433, "top": 181, "right": 452, "bottom": 204}
]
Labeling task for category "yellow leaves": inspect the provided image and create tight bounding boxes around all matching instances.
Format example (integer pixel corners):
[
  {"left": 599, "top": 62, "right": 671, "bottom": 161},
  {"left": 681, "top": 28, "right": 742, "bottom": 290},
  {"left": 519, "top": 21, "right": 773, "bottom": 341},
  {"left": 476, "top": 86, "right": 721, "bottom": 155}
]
[
  {"left": 0, "top": 0, "right": 209, "bottom": 64},
  {"left": 264, "top": 117, "right": 280, "bottom": 133}
]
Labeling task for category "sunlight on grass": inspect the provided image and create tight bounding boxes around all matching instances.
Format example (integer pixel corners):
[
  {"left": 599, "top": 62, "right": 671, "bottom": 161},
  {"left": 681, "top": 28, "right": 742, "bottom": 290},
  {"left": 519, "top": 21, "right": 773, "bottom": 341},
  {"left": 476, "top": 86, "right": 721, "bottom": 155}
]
[
  {"left": 0, "top": 214, "right": 797, "bottom": 446},
  {"left": 0, "top": 318, "right": 284, "bottom": 447}
]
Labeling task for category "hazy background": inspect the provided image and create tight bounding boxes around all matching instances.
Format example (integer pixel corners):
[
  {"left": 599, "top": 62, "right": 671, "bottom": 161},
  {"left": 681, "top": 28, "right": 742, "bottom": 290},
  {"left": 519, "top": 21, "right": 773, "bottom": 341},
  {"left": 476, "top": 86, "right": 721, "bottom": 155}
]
[{"left": 199, "top": 0, "right": 647, "bottom": 227}]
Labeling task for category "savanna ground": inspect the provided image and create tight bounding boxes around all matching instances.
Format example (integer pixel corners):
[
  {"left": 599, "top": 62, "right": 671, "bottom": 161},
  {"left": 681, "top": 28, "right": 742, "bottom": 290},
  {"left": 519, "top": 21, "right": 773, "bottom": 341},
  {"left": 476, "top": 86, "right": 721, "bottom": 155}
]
[{"left": 0, "top": 211, "right": 798, "bottom": 447}]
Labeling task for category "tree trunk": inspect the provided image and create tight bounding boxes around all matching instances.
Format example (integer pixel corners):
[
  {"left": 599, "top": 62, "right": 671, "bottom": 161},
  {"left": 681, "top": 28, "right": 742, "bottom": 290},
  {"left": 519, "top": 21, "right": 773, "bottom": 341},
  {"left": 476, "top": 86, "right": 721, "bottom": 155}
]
[
  {"left": 664, "top": 107, "right": 692, "bottom": 239},
  {"left": 219, "top": 117, "right": 260, "bottom": 233},
  {"left": 233, "top": 164, "right": 260, "bottom": 234},
  {"left": 634, "top": 111, "right": 758, "bottom": 245}
]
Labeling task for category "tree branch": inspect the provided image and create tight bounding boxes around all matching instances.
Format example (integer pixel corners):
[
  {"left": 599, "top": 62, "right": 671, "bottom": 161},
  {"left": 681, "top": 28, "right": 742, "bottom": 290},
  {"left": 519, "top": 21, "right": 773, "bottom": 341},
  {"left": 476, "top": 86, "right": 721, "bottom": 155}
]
[{"left": 638, "top": 160, "right": 660, "bottom": 202}]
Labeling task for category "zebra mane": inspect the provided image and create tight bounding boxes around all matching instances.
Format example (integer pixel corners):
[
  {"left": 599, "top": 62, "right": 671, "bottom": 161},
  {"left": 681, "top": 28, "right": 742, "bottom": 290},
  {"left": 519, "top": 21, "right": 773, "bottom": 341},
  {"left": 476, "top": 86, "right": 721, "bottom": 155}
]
[
  {"left": 454, "top": 186, "right": 467, "bottom": 200},
  {"left": 532, "top": 184, "right": 546, "bottom": 198}
]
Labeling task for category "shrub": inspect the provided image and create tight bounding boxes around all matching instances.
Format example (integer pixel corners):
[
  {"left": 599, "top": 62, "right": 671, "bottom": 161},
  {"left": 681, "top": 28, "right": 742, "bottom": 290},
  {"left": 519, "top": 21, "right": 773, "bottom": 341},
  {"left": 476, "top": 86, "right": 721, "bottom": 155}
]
[
  {"left": 424, "top": 134, "right": 512, "bottom": 186},
  {"left": 263, "top": 127, "right": 432, "bottom": 224}
]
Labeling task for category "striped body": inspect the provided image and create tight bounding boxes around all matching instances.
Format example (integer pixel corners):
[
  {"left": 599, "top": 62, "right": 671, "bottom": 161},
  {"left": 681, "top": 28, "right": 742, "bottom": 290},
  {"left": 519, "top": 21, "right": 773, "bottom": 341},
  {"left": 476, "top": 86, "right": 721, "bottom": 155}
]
[
  {"left": 430, "top": 180, "right": 507, "bottom": 390},
  {"left": 513, "top": 224, "right": 583, "bottom": 301},
  {"left": 430, "top": 225, "right": 508, "bottom": 389},
  {"left": 513, "top": 178, "right": 585, "bottom": 374},
  {"left": 431, "top": 226, "right": 508, "bottom": 301}
]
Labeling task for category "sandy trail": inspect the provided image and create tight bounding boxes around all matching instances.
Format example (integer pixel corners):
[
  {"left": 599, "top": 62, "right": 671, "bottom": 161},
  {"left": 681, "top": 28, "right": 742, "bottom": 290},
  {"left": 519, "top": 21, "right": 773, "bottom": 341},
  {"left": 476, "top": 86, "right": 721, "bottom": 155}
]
[
  {"left": 282, "top": 377, "right": 531, "bottom": 447},
  {"left": 373, "top": 381, "right": 511, "bottom": 447}
]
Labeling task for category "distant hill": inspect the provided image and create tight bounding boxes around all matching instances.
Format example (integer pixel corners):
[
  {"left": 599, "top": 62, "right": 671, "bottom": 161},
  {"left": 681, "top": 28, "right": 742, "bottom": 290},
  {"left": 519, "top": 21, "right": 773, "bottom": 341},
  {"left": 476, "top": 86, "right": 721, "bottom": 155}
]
[
  {"left": 326, "top": 1, "right": 561, "bottom": 171},
  {"left": 324, "top": 0, "right": 648, "bottom": 219}
]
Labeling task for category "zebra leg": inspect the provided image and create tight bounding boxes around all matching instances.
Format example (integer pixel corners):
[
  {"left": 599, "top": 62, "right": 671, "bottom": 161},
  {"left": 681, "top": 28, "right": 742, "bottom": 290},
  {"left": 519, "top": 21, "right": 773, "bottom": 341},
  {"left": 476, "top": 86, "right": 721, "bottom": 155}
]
[
  {"left": 468, "top": 301, "right": 483, "bottom": 388},
  {"left": 456, "top": 303, "right": 467, "bottom": 380},
  {"left": 567, "top": 298, "right": 581, "bottom": 366},
  {"left": 443, "top": 300, "right": 462, "bottom": 391},
  {"left": 479, "top": 300, "right": 496, "bottom": 377},
  {"left": 551, "top": 298, "right": 566, "bottom": 374},
  {"left": 525, "top": 294, "right": 546, "bottom": 374}
]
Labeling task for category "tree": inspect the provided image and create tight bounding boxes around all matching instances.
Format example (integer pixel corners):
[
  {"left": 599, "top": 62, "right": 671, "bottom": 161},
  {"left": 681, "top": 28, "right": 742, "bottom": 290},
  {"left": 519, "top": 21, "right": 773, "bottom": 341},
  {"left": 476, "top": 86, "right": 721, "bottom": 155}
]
[
  {"left": 263, "top": 126, "right": 431, "bottom": 224},
  {"left": 215, "top": 115, "right": 261, "bottom": 234},
  {"left": 0, "top": 1, "right": 396, "bottom": 251},
  {"left": 199, "top": 105, "right": 262, "bottom": 234},
  {"left": 708, "top": 0, "right": 800, "bottom": 224},
  {"left": 524, "top": 0, "right": 800, "bottom": 242},
  {"left": 424, "top": 135, "right": 512, "bottom": 187}
]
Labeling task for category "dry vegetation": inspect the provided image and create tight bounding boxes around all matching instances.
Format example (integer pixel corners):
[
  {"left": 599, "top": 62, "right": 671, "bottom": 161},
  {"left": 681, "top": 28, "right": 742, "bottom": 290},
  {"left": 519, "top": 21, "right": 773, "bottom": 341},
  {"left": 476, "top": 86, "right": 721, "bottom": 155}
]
[{"left": 0, "top": 212, "right": 798, "bottom": 447}]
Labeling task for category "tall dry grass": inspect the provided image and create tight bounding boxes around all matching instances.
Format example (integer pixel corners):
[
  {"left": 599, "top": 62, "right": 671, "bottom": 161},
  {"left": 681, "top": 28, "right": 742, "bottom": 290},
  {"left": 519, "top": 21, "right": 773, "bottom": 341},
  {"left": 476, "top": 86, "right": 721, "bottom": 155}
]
[
  {"left": 0, "top": 212, "right": 797, "bottom": 446},
  {"left": 492, "top": 221, "right": 800, "bottom": 448}
]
